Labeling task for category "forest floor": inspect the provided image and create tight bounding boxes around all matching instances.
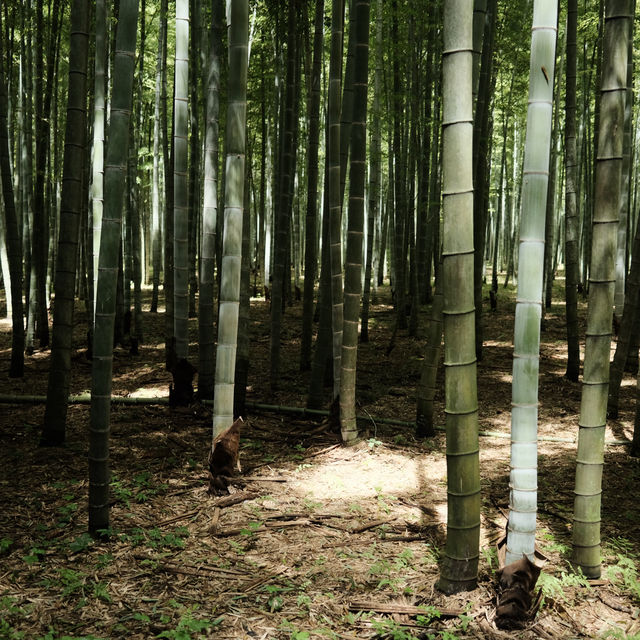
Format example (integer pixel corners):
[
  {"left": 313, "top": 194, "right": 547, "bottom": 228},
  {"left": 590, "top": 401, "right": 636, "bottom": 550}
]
[{"left": 1, "top": 279, "right": 640, "bottom": 640}]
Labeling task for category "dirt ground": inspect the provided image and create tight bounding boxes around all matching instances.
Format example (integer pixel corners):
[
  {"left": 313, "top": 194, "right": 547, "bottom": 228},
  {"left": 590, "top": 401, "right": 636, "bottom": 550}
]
[{"left": 1, "top": 281, "right": 639, "bottom": 640}]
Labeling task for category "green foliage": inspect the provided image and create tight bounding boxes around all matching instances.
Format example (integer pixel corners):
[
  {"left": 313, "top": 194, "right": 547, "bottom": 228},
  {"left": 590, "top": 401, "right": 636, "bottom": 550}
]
[
  {"left": 368, "top": 550, "right": 415, "bottom": 594},
  {"left": 68, "top": 533, "right": 93, "bottom": 553},
  {"left": 371, "top": 618, "right": 420, "bottom": 640},
  {"left": 481, "top": 547, "right": 498, "bottom": 572},
  {"left": 536, "top": 569, "right": 591, "bottom": 608},
  {"left": 279, "top": 619, "right": 337, "bottom": 639},
  {"left": 156, "top": 605, "right": 222, "bottom": 640},
  {"left": 0, "top": 618, "right": 24, "bottom": 640},
  {"left": 110, "top": 477, "right": 133, "bottom": 507},
  {"left": 22, "top": 547, "right": 46, "bottom": 565},
  {"left": 605, "top": 556, "right": 640, "bottom": 602},
  {"left": 117, "top": 526, "right": 188, "bottom": 550},
  {"left": 0, "top": 538, "right": 13, "bottom": 554},
  {"left": 599, "top": 628, "right": 640, "bottom": 640},
  {"left": 374, "top": 487, "right": 397, "bottom": 514},
  {"left": 240, "top": 521, "right": 262, "bottom": 538}
]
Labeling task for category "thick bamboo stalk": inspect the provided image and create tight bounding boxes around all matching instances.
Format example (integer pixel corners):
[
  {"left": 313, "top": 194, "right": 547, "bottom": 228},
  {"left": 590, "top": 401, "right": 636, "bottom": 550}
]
[
  {"left": 212, "top": 0, "right": 248, "bottom": 439},
  {"left": 506, "top": 0, "right": 557, "bottom": 565},
  {"left": 438, "top": 0, "right": 480, "bottom": 594},
  {"left": 89, "top": 0, "right": 139, "bottom": 535},
  {"left": 573, "top": 0, "right": 631, "bottom": 578}
]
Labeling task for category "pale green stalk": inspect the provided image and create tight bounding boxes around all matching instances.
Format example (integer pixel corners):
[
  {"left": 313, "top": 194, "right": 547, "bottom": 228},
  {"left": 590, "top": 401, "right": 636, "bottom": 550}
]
[
  {"left": 173, "top": 0, "right": 190, "bottom": 360},
  {"left": 213, "top": 0, "right": 248, "bottom": 439},
  {"left": 506, "top": 0, "right": 557, "bottom": 566}
]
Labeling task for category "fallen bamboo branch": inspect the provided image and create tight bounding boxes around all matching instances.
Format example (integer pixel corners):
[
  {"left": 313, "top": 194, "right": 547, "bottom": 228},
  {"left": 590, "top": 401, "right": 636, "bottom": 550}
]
[
  {"left": 210, "top": 490, "right": 259, "bottom": 507},
  {"left": 349, "top": 600, "right": 463, "bottom": 617},
  {"left": 156, "top": 509, "right": 200, "bottom": 527},
  {"left": 2, "top": 393, "right": 631, "bottom": 444},
  {"left": 224, "top": 475, "right": 287, "bottom": 483},
  {"left": 350, "top": 517, "right": 395, "bottom": 534}
]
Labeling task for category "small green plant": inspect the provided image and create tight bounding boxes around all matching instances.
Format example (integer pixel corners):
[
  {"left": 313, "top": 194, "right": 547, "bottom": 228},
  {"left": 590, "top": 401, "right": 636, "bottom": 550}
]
[
  {"left": 0, "top": 537, "right": 13, "bottom": 554},
  {"left": 92, "top": 582, "right": 112, "bottom": 603},
  {"left": 296, "top": 593, "right": 312, "bottom": 609},
  {"left": 56, "top": 496, "right": 78, "bottom": 527},
  {"left": 22, "top": 547, "right": 46, "bottom": 565},
  {"left": 240, "top": 521, "right": 262, "bottom": 538},
  {"left": 58, "top": 568, "right": 86, "bottom": 597},
  {"left": 303, "top": 498, "right": 323, "bottom": 511},
  {"left": 536, "top": 569, "right": 590, "bottom": 608},
  {"left": 605, "top": 556, "right": 640, "bottom": 602},
  {"left": 156, "top": 605, "right": 222, "bottom": 639},
  {"left": 68, "top": 533, "right": 93, "bottom": 553},
  {"left": 96, "top": 553, "right": 114, "bottom": 568},
  {"left": 110, "top": 476, "right": 133, "bottom": 506},
  {"left": 481, "top": 547, "right": 497, "bottom": 572},
  {"left": 264, "top": 586, "right": 285, "bottom": 612},
  {"left": 374, "top": 487, "right": 397, "bottom": 514},
  {"left": 540, "top": 530, "right": 570, "bottom": 555},
  {"left": 0, "top": 618, "right": 24, "bottom": 640},
  {"left": 415, "top": 604, "right": 441, "bottom": 627},
  {"left": 371, "top": 618, "right": 419, "bottom": 639}
]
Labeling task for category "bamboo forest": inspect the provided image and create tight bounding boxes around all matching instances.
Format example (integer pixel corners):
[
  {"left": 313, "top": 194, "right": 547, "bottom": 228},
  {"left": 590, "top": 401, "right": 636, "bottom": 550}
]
[{"left": 3, "top": 0, "right": 640, "bottom": 637}]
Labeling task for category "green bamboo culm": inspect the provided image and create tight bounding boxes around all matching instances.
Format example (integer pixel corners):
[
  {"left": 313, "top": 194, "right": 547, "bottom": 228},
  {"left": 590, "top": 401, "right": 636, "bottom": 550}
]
[
  {"left": 173, "top": 0, "right": 190, "bottom": 360},
  {"left": 198, "top": 0, "right": 223, "bottom": 400},
  {"left": 339, "top": 0, "right": 370, "bottom": 444},
  {"left": 91, "top": 0, "right": 106, "bottom": 317},
  {"left": 41, "top": 0, "right": 90, "bottom": 446},
  {"left": 328, "top": 0, "right": 345, "bottom": 401},
  {"left": 212, "top": 0, "right": 248, "bottom": 439},
  {"left": 572, "top": 0, "right": 631, "bottom": 579},
  {"left": 437, "top": 0, "right": 481, "bottom": 594},
  {"left": 0, "top": 9, "right": 25, "bottom": 379},
  {"left": 88, "top": 0, "right": 139, "bottom": 536},
  {"left": 505, "top": 0, "right": 557, "bottom": 565}
]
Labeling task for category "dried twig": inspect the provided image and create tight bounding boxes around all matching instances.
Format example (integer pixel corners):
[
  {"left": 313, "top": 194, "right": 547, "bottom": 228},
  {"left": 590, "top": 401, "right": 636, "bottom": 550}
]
[
  {"left": 210, "top": 490, "right": 259, "bottom": 507},
  {"left": 350, "top": 517, "right": 395, "bottom": 534},
  {"left": 156, "top": 509, "right": 200, "bottom": 527},
  {"left": 348, "top": 600, "right": 463, "bottom": 617}
]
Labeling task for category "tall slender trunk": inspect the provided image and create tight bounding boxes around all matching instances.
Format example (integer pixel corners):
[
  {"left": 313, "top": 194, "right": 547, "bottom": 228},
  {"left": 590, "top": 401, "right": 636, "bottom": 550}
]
[
  {"left": 270, "top": 0, "right": 298, "bottom": 390},
  {"left": 212, "top": 0, "right": 248, "bottom": 439},
  {"left": 339, "top": 0, "right": 370, "bottom": 444},
  {"left": 150, "top": 0, "right": 164, "bottom": 314},
  {"left": 361, "top": 0, "right": 382, "bottom": 343},
  {"left": 613, "top": 14, "right": 633, "bottom": 321},
  {"left": 0, "top": 10, "right": 25, "bottom": 378},
  {"left": 506, "top": 0, "right": 558, "bottom": 566},
  {"left": 89, "top": 0, "right": 139, "bottom": 536},
  {"left": 328, "top": 0, "right": 345, "bottom": 401},
  {"left": 41, "top": 0, "right": 89, "bottom": 446},
  {"left": 90, "top": 0, "right": 107, "bottom": 328},
  {"left": 198, "top": 0, "right": 223, "bottom": 400},
  {"left": 572, "top": 0, "right": 630, "bottom": 579},
  {"left": 472, "top": 0, "right": 496, "bottom": 360},
  {"left": 437, "top": 0, "right": 480, "bottom": 595},
  {"left": 300, "top": 0, "right": 324, "bottom": 372},
  {"left": 173, "top": 0, "right": 190, "bottom": 362},
  {"left": 565, "top": 0, "right": 580, "bottom": 381}
]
